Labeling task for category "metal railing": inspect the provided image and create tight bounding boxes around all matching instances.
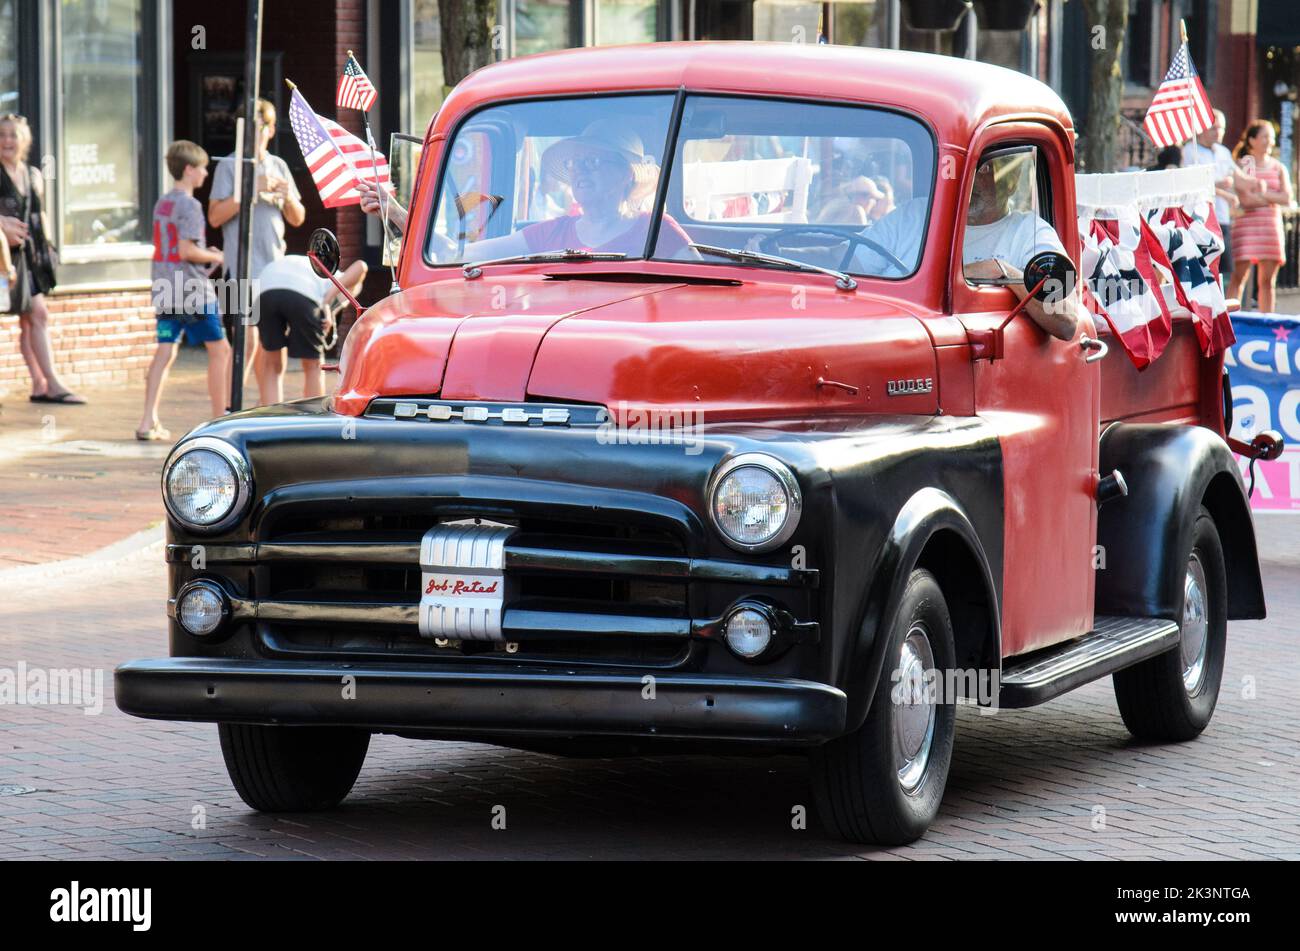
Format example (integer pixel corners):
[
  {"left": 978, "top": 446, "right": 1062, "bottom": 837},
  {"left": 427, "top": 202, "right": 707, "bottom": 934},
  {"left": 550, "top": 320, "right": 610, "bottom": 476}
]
[
  {"left": 1119, "top": 109, "right": 1155, "bottom": 170},
  {"left": 1279, "top": 208, "right": 1300, "bottom": 289}
]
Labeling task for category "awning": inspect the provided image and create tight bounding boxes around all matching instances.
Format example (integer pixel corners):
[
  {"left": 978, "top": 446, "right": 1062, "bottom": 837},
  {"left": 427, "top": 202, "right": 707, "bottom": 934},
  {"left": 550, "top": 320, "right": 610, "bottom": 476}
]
[
  {"left": 1258, "top": 0, "right": 1300, "bottom": 48},
  {"left": 901, "top": 0, "right": 972, "bottom": 32}
]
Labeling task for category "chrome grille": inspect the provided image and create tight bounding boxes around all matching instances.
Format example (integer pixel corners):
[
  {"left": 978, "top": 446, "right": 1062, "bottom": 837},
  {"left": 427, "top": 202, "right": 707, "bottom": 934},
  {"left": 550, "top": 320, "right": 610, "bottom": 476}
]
[{"left": 175, "top": 508, "right": 817, "bottom": 669}]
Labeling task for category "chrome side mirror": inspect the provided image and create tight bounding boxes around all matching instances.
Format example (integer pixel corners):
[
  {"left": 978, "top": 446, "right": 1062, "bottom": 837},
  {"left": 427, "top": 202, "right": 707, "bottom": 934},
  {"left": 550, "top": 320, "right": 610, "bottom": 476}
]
[
  {"left": 308, "top": 228, "right": 341, "bottom": 277},
  {"left": 1024, "top": 250, "right": 1077, "bottom": 304}
]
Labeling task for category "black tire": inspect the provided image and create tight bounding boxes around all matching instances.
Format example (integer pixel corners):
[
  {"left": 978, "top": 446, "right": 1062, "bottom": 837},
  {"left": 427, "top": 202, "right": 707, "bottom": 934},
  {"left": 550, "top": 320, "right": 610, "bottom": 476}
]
[
  {"left": 812, "top": 569, "right": 957, "bottom": 845},
  {"left": 1113, "top": 506, "right": 1227, "bottom": 742},
  {"left": 218, "top": 723, "right": 370, "bottom": 812}
]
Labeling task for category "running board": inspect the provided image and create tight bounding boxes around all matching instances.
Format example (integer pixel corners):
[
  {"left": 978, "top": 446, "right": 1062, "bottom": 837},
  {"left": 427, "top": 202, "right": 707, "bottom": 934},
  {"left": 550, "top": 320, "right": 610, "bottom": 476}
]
[{"left": 998, "top": 616, "right": 1180, "bottom": 708}]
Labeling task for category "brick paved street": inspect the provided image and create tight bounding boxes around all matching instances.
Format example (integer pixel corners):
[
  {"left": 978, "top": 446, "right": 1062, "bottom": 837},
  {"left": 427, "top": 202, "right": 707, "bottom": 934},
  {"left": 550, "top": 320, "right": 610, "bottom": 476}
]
[
  {"left": 1, "top": 361, "right": 1298, "bottom": 860},
  {"left": 1, "top": 519, "right": 1297, "bottom": 859}
]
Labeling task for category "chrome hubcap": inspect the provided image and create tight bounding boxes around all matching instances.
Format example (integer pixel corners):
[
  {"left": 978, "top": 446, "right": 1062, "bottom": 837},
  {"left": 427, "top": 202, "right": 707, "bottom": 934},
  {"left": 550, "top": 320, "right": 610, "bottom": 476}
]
[
  {"left": 895, "top": 623, "right": 937, "bottom": 795},
  {"left": 1180, "top": 553, "right": 1209, "bottom": 695}
]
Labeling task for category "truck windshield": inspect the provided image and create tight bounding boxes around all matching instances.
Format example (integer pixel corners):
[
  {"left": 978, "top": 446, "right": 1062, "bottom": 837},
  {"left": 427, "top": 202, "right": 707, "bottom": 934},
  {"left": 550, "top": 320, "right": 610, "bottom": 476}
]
[{"left": 426, "top": 93, "right": 936, "bottom": 279}]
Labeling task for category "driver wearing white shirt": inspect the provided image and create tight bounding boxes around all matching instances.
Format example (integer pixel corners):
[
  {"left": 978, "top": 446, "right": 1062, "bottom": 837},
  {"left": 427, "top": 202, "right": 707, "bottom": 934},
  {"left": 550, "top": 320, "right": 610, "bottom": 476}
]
[{"left": 853, "top": 159, "right": 1079, "bottom": 340}]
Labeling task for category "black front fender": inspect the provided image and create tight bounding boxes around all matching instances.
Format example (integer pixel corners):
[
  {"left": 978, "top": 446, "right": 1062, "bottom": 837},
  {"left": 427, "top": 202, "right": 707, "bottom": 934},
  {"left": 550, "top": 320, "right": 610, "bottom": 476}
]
[
  {"left": 842, "top": 487, "right": 1001, "bottom": 731},
  {"left": 1097, "top": 423, "right": 1265, "bottom": 621}
]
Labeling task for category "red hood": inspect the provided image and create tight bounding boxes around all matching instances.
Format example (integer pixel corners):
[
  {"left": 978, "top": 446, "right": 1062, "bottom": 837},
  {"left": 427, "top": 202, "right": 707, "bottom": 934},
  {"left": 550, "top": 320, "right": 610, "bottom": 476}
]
[{"left": 333, "top": 275, "right": 939, "bottom": 419}]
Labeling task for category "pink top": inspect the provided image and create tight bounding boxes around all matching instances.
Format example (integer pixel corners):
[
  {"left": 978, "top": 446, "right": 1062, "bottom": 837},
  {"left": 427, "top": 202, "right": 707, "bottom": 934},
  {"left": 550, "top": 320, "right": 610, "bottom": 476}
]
[
  {"left": 521, "top": 213, "right": 691, "bottom": 259},
  {"left": 1233, "top": 157, "right": 1287, "bottom": 264}
]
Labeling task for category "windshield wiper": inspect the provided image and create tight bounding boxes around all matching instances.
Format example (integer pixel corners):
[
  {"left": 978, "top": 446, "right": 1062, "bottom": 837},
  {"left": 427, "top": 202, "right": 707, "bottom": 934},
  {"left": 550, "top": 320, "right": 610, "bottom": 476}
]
[
  {"left": 689, "top": 244, "right": 857, "bottom": 291},
  {"left": 463, "top": 249, "right": 627, "bottom": 279}
]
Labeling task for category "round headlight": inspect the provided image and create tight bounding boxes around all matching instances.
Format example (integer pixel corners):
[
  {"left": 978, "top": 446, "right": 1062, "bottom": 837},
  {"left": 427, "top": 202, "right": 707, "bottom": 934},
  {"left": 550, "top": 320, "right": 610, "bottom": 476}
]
[
  {"left": 177, "top": 583, "right": 227, "bottom": 637},
  {"left": 709, "top": 454, "right": 801, "bottom": 553},
  {"left": 724, "top": 607, "right": 774, "bottom": 659},
  {"left": 163, "top": 438, "right": 250, "bottom": 532}
]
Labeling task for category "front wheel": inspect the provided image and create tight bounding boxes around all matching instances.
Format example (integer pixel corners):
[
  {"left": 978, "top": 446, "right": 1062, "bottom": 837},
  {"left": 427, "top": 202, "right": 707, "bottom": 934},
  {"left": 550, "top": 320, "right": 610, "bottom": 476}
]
[
  {"left": 1113, "top": 506, "right": 1228, "bottom": 742},
  {"left": 812, "top": 569, "right": 957, "bottom": 845},
  {"left": 218, "top": 723, "right": 370, "bottom": 812}
]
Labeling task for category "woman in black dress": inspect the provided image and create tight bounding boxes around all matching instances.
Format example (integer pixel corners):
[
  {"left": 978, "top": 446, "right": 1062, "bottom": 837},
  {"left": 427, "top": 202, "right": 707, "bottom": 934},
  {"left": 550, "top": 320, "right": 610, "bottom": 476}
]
[{"left": 0, "top": 114, "right": 84, "bottom": 404}]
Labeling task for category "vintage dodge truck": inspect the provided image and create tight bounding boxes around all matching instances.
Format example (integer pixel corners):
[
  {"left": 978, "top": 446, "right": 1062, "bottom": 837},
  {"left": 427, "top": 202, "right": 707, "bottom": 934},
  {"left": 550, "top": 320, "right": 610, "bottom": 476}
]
[{"left": 117, "top": 43, "right": 1278, "bottom": 845}]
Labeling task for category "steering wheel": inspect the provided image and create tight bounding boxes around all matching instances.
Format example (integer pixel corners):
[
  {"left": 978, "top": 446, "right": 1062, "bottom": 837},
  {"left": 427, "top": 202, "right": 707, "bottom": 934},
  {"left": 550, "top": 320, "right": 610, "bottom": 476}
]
[
  {"left": 759, "top": 227, "right": 909, "bottom": 276},
  {"left": 451, "top": 190, "right": 505, "bottom": 258}
]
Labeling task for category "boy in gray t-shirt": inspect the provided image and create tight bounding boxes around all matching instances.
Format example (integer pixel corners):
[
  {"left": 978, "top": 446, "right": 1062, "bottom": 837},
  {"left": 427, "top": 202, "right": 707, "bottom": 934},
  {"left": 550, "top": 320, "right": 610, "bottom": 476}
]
[{"left": 137, "top": 141, "right": 230, "bottom": 441}]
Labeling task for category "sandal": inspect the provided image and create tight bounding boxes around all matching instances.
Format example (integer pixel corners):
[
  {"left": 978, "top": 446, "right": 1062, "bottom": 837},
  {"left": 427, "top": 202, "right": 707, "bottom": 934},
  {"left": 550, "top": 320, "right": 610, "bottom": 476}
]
[
  {"left": 43, "top": 391, "right": 88, "bottom": 405},
  {"left": 135, "top": 426, "right": 172, "bottom": 442}
]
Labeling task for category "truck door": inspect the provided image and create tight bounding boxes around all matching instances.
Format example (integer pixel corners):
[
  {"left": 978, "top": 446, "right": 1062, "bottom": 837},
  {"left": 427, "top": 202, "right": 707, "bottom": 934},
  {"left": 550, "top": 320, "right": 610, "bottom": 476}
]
[{"left": 952, "top": 130, "right": 1102, "bottom": 658}]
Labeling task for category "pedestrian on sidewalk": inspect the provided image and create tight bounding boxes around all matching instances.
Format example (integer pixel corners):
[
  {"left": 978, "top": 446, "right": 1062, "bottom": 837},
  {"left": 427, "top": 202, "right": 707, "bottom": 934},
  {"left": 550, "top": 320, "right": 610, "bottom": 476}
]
[
  {"left": 0, "top": 113, "right": 86, "bottom": 405},
  {"left": 252, "top": 254, "right": 366, "bottom": 405},
  {"left": 1181, "top": 108, "right": 1240, "bottom": 287},
  {"left": 1228, "top": 120, "right": 1292, "bottom": 314},
  {"left": 207, "top": 98, "right": 305, "bottom": 388},
  {"left": 136, "top": 141, "right": 230, "bottom": 441}
]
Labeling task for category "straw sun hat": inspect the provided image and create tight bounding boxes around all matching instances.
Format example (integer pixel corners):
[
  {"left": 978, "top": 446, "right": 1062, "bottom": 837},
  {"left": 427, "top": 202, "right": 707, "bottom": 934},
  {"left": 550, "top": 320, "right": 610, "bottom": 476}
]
[{"left": 541, "top": 118, "right": 660, "bottom": 207}]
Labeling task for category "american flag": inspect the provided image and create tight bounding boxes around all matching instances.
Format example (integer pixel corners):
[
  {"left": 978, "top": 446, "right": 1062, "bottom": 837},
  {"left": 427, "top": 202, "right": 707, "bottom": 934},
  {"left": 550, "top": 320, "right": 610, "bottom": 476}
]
[
  {"left": 1146, "top": 203, "right": 1234, "bottom": 356},
  {"left": 288, "top": 86, "right": 390, "bottom": 209},
  {"left": 337, "top": 52, "right": 377, "bottom": 112},
  {"left": 1143, "top": 43, "right": 1214, "bottom": 149},
  {"left": 1079, "top": 210, "right": 1174, "bottom": 370}
]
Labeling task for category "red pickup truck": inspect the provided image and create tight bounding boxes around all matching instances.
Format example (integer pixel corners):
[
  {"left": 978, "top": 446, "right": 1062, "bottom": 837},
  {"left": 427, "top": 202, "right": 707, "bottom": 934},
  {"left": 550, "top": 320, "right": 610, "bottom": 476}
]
[{"left": 117, "top": 43, "right": 1276, "bottom": 845}]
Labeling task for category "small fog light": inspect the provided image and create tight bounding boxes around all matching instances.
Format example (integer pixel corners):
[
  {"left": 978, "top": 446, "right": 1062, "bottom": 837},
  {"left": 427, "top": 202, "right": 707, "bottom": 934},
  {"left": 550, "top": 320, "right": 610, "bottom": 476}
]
[
  {"left": 178, "top": 583, "right": 227, "bottom": 637},
  {"left": 725, "top": 606, "right": 774, "bottom": 659}
]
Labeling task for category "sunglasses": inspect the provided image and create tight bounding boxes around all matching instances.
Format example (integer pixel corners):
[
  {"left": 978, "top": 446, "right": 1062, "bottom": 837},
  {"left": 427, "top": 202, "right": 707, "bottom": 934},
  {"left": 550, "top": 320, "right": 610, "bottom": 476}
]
[{"left": 562, "top": 154, "right": 626, "bottom": 174}]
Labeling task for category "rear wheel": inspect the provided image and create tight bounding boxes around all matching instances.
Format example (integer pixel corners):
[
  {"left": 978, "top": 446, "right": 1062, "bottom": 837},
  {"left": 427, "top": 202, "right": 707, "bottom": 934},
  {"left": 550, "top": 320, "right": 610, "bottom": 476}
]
[
  {"left": 1113, "top": 507, "right": 1227, "bottom": 742},
  {"left": 218, "top": 723, "right": 370, "bottom": 812},
  {"left": 812, "top": 569, "right": 957, "bottom": 845}
]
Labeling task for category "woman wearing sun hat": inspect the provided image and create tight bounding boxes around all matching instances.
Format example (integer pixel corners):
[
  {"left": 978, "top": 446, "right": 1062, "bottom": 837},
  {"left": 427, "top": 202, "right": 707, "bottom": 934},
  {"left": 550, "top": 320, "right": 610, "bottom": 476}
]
[
  {"left": 519, "top": 118, "right": 693, "bottom": 257},
  {"left": 417, "top": 118, "right": 695, "bottom": 263}
]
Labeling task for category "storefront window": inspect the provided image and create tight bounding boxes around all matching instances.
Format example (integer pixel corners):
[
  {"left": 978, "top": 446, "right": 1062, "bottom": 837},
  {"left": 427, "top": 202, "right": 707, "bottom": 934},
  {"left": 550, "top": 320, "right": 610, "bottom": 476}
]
[
  {"left": 0, "top": 0, "right": 17, "bottom": 113},
  {"left": 828, "top": 1, "right": 883, "bottom": 47},
  {"left": 977, "top": 30, "right": 1027, "bottom": 72},
  {"left": 900, "top": 25, "right": 955, "bottom": 57},
  {"left": 515, "top": 0, "right": 573, "bottom": 56},
  {"left": 594, "top": 0, "right": 658, "bottom": 45},
  {"left": 60, "top": 0, "right": 144, "bottom": 246},
  {"left": 412, "top": 0, "right": 446, "bottom": 128},
  {"left": 751, "top": 1, "right": 821, "bottom": 43},
  {"left": 746, "top": 1, "right": 882, "bottom": 46}
]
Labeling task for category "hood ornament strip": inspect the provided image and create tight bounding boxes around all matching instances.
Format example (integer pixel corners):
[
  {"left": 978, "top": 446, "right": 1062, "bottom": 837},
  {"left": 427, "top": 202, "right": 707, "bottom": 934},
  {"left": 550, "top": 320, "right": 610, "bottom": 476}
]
[{"left": 374, "top": 398, "right": 606, "bottom": 426}]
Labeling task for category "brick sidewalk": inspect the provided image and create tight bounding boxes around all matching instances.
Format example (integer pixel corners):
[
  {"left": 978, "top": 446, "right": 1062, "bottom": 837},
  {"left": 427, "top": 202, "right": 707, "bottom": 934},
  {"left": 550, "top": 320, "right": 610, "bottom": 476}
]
[
  {"left": 0, "top": 349, "right": 266, "bottom": 570},
  {"left": 0, "top": 518, "right": 1296, "bottom": 860}
]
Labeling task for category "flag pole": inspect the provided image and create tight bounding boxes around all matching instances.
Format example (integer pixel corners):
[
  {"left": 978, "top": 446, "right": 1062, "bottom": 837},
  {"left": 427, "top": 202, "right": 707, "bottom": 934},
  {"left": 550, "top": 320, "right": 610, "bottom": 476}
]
[
  {"left": 230, "top": 0, "right": 263, "bottom": 414},
  {"left": 349, "top": 50, "right": 400, "bottom": 295},
  {"left": 1180, "top": 18, "right": 1193, "bottom": 154}
]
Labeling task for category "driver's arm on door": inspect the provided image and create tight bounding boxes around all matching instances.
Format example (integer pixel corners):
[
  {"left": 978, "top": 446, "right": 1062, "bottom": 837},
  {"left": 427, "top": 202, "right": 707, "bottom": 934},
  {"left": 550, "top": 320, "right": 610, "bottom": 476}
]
[{"left": 965, "top": 256, "right": 1080, "bottom": 341}]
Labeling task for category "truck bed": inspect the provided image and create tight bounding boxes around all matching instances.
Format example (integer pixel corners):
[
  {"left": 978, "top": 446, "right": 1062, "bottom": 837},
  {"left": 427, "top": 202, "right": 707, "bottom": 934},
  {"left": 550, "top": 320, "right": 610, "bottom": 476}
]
[{"left": 1098, "top": 313, "right": 1221, "bottom": 431}]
